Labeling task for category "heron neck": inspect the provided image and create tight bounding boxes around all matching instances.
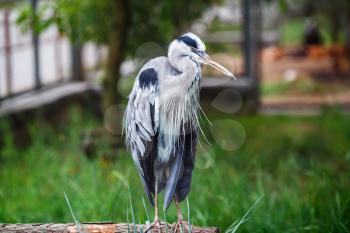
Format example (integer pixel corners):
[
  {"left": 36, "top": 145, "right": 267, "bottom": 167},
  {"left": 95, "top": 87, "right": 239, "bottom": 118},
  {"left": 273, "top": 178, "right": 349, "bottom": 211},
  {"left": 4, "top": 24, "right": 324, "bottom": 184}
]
[{"left": 169, "top": 55, "right": 198, "bottom": 80}]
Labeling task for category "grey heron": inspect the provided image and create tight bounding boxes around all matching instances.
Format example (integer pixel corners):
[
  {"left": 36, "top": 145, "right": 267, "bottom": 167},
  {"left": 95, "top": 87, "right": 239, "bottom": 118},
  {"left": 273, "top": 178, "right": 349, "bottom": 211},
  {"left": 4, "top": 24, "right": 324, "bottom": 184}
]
[{"left": 123, "top": 32, "right": 235, "bottom": 231}]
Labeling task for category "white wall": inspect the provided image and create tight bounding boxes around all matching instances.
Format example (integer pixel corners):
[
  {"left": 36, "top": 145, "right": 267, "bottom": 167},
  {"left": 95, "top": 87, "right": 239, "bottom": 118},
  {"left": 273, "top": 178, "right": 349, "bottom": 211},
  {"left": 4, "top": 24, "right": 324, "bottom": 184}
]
[{"left": 0, "top": 8, "right": 105, "bottom": 98}]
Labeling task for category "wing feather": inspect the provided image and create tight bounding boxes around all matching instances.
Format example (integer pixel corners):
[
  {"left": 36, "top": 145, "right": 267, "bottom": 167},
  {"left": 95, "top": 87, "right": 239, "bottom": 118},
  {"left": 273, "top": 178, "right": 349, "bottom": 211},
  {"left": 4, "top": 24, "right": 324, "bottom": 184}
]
[
  {"left": 163, "top": 128, "right": 198, "bottom": 209},
  {"left": 123, "top": 68, "right": 159, "bottom": 205}
]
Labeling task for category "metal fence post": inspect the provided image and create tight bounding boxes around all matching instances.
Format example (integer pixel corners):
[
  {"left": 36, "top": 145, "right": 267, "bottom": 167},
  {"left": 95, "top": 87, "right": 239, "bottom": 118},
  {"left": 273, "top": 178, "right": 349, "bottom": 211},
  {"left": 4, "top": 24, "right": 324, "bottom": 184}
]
[
  {"left": 3, "top": 9, "right": 12, "bottom": 96},
  {"left": 71, "top": 43, "right": 84, "bottom": 81},
  {"left": 30, "top": 0, "right": 41, "bottom": 89},
  {"left": 243, "top": 0, "right": 251, "bottom": 78},
  {"left": 244, "top": 0, "right": 261, "bottom": 79},
  {"left": 243, "top": 0, "right": 261, "bottom": 110}
]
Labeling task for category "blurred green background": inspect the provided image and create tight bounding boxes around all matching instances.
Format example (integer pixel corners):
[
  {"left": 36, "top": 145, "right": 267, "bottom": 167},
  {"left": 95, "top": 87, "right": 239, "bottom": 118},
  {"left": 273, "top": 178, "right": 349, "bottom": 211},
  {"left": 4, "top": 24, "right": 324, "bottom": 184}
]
[
  {"left": 1, "top": 107, "right": 349, "bottom": 232},
  {"left": 0, "top": 0, "right": 350, "bottom": 232}
]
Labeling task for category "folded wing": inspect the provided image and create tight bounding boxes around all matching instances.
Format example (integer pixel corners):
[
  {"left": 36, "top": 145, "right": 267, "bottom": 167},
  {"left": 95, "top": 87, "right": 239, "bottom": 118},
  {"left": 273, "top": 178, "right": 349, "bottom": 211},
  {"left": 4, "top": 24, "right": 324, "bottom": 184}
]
[{"left": 123, "top": 68, "right": 159, "bottom": 205}]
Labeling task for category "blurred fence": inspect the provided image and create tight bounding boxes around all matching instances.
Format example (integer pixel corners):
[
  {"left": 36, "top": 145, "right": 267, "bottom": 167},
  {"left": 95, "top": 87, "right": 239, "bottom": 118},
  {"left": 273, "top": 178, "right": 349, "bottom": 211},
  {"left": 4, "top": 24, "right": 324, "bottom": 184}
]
[{"left": 0, "top": 3, "right": 105, "bottom": 101}]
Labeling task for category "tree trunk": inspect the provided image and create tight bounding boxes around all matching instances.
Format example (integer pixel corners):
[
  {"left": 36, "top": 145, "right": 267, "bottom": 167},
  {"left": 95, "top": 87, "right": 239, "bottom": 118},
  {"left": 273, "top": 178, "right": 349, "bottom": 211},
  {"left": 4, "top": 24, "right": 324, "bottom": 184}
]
[
  {"left": 346, "top": 10, "right": 350, "bottom": 70},
  {"left": 0, "top": 222, "right": 220, "bottom": 233},
  {"left": 71, "top": 43, "right": 84, "bottom": 81},
  {"left": 330, "top": 12, "right": 341, "bottom": 44},
  {"left": 103, "top": 0, "right": 129, "bottom": 110}
]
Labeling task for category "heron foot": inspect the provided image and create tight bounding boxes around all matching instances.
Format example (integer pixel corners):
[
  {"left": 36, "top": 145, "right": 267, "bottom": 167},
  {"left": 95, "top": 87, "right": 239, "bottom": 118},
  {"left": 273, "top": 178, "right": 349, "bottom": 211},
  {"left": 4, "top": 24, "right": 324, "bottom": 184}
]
[
  {"left": 172, "top": 218, "right": 190, "bottom": 233},
  {"left": 144, "top": 219, "right": 161, "bottom": 233}
]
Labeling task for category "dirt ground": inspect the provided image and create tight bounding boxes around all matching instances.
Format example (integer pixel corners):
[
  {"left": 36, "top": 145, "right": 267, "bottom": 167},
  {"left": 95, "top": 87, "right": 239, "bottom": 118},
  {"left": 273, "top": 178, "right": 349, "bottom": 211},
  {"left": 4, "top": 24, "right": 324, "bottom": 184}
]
[{"left": 262, "top": 51, "right": 350, "bottom": 112}]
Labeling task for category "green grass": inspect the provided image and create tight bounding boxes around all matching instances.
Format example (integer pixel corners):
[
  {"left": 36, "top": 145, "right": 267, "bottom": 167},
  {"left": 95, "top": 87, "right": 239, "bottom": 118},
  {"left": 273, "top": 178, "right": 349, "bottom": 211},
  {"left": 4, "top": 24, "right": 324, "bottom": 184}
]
[
  {"left": 0, "top": 107, "right": 350, "bottom": 232},
  {"left": 280, "top": 19, "right": 304, "bottom": 46}
]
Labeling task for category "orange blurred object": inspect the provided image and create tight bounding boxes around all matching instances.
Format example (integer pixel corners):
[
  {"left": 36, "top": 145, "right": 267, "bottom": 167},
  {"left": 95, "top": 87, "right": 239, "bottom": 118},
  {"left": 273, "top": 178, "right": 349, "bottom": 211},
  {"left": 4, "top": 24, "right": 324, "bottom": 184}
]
[
  {"left": 262, "top": 46, "right": 285, "bottom": 62},
  {"left": 307, "top": 46, "right": 329, "bottom": 59}
]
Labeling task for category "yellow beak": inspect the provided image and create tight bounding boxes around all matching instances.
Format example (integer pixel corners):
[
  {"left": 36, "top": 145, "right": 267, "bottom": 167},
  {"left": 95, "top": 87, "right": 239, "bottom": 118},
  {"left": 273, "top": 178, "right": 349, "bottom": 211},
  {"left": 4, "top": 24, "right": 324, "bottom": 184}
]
[{"left": 201, "top": 53, "right": 236, "bottom": 79}]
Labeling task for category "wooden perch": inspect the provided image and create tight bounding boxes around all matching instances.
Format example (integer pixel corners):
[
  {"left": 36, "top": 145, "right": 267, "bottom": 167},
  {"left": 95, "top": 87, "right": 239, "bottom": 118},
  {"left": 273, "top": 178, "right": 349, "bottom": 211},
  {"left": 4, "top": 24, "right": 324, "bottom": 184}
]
[{"left": 0, "top": 222, "right": 220, "bottom": 233}]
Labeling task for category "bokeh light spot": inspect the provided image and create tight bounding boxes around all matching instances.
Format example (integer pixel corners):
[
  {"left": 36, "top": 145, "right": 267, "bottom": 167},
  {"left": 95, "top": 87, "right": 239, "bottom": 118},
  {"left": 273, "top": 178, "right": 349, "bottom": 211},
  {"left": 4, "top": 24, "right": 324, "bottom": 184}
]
[
  {"left": 211, "top": 89, "right": 242, "bottom": 113},
  {"left": 134, "top": 42, "right": 165, "bottom": 67},
  {"left": 210, "top": 119, "right": 246, "bottom": 151},
  {"left": 104, "top": 104, "right": 126, "bottom": 135},
  {"left": 196, "top": 143, "right": 216, "bottom": 170}
]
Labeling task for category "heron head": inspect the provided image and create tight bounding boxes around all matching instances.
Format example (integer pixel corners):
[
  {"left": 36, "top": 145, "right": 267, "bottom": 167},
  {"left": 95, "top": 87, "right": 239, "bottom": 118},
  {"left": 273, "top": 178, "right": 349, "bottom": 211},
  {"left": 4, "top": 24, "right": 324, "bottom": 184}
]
[{"left": 168, "top": 32, "right": 236, "bottom": 79}]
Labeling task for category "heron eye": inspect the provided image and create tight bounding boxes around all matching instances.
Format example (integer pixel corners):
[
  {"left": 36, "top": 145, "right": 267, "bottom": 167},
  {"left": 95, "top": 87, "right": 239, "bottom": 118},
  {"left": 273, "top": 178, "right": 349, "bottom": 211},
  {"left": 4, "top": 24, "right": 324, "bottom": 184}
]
[
  {"left": 191, "top": 48, "right": 205, "bottom": 57},
  {"left": 191, "top": 47, "right": 200, "bottom": 55}
]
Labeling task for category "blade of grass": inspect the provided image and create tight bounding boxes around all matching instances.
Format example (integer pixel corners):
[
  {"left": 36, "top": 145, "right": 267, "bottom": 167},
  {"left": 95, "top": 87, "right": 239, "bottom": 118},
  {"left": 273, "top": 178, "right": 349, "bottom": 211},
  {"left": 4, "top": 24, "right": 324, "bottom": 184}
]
[
  {"left": 225, "top": 219, "right": 249, "bottom": 233},
  {"left": 139, "top": 219, "right": 143, "bottom": 233},
  {"left": 225, "top": 194, "right": 264, "bottom": 233},
  {"left": 142, "top": 197, "right": 150, "bottom": 223},
  {"left": 128, "top": 188, "right": 136, "bottom": 233},
  {"left": 163, "top": 209, "right": 168, "bottom": 233},
  {"left": 186, "top": 198, "right": 192, "bottom": 233},
  {"left": 63, "top": 192, "right": 89, "bottom": 233},
  {"left": 225, "top": 220, "right": 239, "bottom": 232},
  {"left": 127, "top": 207, "right": 130, "bottom": 233}
]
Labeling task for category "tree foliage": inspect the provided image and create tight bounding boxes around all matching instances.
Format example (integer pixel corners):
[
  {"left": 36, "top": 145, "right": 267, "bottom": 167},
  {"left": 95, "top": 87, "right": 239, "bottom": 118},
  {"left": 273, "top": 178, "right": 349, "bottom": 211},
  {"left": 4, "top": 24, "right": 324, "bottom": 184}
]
[
  {"left": 17, "top": 0, "right": 221, "bottom": 55},
  {"left": 16, "top": 0, "right": 221, "bottom": 108},
  {"left": 16, "top": 1, "right": 112, "bottom": 43},
  {"left": 264, "top": 0, "right": 350, "bottom": 44},
  {"left": 303, "top": 0, "right": 350, "bottom": 43}
]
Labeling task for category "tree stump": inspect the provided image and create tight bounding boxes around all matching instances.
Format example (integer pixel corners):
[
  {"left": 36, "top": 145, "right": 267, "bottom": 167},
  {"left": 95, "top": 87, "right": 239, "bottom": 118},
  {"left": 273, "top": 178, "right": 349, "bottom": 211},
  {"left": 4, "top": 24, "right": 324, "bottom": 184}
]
[{"left": 0, "top": 222, "right": 220, "bottom": 233}]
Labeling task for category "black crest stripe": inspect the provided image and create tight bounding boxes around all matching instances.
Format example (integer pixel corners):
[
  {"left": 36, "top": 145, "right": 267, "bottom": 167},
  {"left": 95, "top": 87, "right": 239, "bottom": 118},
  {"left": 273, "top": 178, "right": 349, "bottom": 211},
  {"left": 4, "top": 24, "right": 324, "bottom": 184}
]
[{"left": 177, "top": 35, "right": 198, "bottom": 49}]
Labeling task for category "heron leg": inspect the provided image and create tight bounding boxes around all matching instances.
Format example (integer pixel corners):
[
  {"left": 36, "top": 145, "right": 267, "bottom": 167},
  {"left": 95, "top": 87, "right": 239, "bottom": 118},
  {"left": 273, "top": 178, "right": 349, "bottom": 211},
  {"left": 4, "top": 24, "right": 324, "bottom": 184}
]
[
  {"left": 172, "top": 195, "right": 190, "bottom": 232},
  {"left": 175, "top": 196, "right": 183, "bottom": 223},
  {"left": 154, "top": 182, "right": 160, "bottom": 224},
  {"left": 144, "top": 181, "right": 161, "bottom": 233}
]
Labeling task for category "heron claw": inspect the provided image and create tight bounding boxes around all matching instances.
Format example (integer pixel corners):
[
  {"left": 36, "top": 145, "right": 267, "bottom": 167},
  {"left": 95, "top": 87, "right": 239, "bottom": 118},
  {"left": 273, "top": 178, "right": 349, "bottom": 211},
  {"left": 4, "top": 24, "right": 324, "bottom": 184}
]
[
  {"left": 172, "top": 220, "right": 190, "bottom": 233},
  {"left": 144, "top": 219, "right": 161, "bottom": 233}
]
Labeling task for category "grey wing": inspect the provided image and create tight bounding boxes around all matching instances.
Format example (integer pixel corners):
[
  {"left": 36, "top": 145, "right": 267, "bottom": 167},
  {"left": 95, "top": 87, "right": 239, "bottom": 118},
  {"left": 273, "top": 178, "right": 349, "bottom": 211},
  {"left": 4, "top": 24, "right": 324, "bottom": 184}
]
[
  {"left": 175, "top": 129, "right": 198, "bottom": 202},
  {"left": 163, "top": 127, "right": 199, "bottom": 209},
  {"left": 123, "top": 68, "right": 159, "bottom": 205}
]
